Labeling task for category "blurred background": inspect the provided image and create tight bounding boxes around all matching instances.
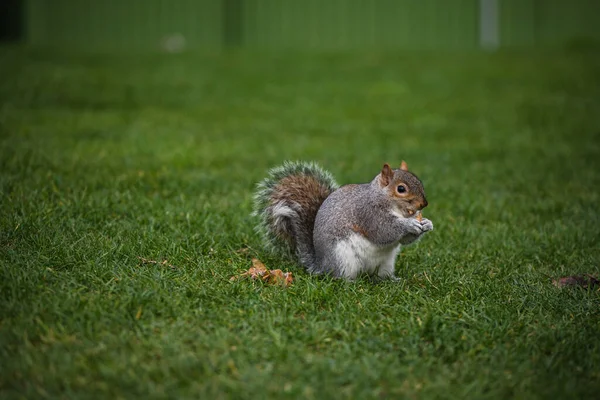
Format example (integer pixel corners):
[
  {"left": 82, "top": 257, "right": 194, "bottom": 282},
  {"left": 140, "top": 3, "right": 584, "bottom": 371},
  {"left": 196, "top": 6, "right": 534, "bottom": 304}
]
[{"left": 1, "top": 0, "right": 599, "bottom": 52}]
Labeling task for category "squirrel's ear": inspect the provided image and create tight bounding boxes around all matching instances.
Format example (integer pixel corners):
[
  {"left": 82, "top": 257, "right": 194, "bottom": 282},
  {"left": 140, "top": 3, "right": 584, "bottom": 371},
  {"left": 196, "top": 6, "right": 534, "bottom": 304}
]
[
  {"left": 400, "top": 160, "right": 409, "bottom": 171},
  {"left": 380, "top": 163, "right": 394, "bottom": 187}
]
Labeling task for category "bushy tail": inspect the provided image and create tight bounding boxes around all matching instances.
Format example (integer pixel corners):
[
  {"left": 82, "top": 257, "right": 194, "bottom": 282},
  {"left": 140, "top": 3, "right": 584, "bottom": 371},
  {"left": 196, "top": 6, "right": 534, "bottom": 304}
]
[{"left": 252, "top": 161, "right": 339, "bottom": 270}]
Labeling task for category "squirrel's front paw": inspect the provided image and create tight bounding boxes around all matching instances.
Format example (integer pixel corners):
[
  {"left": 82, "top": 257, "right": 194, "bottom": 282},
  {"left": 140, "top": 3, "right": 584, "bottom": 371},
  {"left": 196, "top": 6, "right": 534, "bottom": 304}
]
[
  {"left": 407, "top": 218, "right": 424, "bottom": 235},
  {"left": 420, "top": 218, "right": 433, "bottom": 232},
  {"left": 399, "top": 218, "right": 432, "bottom": 245}
]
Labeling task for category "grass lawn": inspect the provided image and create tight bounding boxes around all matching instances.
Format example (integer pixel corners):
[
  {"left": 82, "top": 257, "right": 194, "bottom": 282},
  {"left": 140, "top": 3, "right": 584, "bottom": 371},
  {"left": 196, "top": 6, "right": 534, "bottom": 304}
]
[{"left": 1, "top": 46, "right": 599, "bottom": 399}]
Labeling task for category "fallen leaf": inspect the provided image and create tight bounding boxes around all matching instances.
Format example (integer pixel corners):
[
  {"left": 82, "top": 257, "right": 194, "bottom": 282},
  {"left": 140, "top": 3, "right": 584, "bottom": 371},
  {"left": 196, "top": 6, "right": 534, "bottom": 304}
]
[
  {"left": 251, "top": 258, "right": 268, "bottom": 273},
  {"left": 240, "top": 258, "right": 269, "bottom": 279},
  {"left": 552, "top": 274, "right": 599, "bottom": 289},
  {"left": 135, "top": 306, "right": 143, "bottom": 320},
  {"left": 265, "top": 269, "right": 288, "bottom": 285},
  {"left": 230, "top": 258, "right": 293, "bottom": 287},
  {"left": 284, "top": 272, "right": 293, "bottom": 286}
]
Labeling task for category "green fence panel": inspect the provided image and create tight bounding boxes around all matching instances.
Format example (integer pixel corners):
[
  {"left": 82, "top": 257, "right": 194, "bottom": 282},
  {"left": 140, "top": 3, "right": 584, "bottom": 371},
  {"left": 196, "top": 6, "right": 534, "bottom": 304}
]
[
  {"left": 501, "top": 0, "right": 600, "bottom": 47},
  {"left": 500, "top": 0, "right": 535, "bottom": 47},
  {"left": 25, "top": 0, "right": 223, "bottom": 51},
  {"left": 242, "top": 0, "right": 479, "bottom": 50},
  {"left": 534, "top": 0, "right": 600, "bottom": 46},
  {"left": 24, "top": 0, "right": 48, "bottom": 45},
  {"left": 23, "top": 0, "right": 600, "bottom": 51}
]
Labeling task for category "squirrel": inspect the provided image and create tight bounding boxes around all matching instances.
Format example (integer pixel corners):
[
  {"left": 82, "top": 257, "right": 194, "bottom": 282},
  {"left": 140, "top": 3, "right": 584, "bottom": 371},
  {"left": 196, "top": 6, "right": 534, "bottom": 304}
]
[{"left": 252, "top": 161, "right": 433, "bottom": 280}]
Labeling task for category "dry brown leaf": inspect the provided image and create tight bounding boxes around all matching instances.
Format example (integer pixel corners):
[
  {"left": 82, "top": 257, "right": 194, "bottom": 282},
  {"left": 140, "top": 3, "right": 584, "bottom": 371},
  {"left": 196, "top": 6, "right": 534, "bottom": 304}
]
[
  {"left": 251, "top": 258, "right": 268, "bottom": 272},
  {"left": 246, "top": 258, "right": 269, "bottom": 278},
  {"left": 230, "top": 258, "right": 267, "bottom": 281},
  {"left": 265, "top": 269, "right": 294, "bottom": 286},
  {"left": 552, "top": 274, "right": 600, "bottom": 289},
  {"left": 284, "top": 272, "right": 293, "bottom": 286},
  {"left": 230, "top": 258, "right": 293, "bottom": 287}
]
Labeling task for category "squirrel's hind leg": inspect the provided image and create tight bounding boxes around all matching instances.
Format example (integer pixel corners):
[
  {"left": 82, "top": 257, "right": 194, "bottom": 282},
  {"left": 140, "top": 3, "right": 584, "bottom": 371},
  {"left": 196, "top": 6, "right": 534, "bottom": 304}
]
[
  {"left": 376, "top": 246, "right": 401, "bottom": 281},
  {"left": 324, "top": 239, "right": 365, "bottom": 280}
]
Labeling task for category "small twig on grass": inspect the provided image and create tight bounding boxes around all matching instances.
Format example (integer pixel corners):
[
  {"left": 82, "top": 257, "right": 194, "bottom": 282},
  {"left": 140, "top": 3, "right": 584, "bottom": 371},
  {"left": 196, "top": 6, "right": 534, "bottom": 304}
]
[{"left": 137, "top": 256, "right": 178, "bottom": 270}]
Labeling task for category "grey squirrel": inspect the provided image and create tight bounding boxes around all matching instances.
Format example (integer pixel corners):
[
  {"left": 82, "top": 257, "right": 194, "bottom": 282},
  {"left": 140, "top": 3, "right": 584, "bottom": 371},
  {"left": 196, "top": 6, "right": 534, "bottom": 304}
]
[{"left": 252, "top": 161, "right": 433, "bottom": 280}]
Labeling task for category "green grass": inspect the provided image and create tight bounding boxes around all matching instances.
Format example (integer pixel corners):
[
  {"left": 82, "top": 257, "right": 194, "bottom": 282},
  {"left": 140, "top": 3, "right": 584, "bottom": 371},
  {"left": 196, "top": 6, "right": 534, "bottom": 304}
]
[{"left": 1, "top": 46, "right": 599, "bottom": 399}]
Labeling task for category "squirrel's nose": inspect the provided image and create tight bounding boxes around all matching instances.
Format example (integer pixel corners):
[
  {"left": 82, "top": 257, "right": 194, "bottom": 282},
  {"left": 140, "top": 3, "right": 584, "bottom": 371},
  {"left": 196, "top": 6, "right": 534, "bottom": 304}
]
[{"left": 421, "top": 200, "right": 428, "bottom": 209}]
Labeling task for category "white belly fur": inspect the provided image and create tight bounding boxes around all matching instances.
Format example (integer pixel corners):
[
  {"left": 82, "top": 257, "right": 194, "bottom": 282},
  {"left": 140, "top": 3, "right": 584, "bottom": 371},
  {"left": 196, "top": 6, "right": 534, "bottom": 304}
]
[{"left": 333, "top": 233, "right": 400, "bottom": 279}]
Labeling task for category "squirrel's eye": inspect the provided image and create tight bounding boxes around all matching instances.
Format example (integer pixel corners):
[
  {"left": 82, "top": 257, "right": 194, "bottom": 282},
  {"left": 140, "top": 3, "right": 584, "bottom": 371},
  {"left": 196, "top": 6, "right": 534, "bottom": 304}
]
[{"left": 397, "top": 185, "right": 406, "bottom": 193}]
